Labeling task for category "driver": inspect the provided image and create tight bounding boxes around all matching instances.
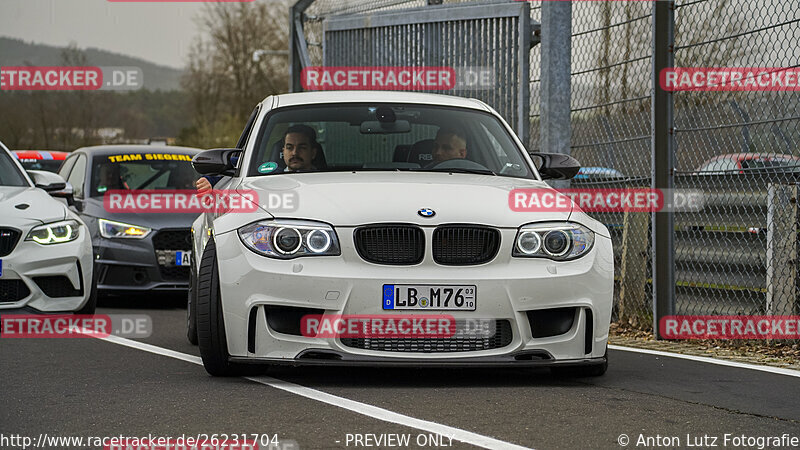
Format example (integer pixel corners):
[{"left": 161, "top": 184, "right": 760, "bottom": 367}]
[
  {"left": 431, "top": 127, "right": 467, "bottom": 164},
  {"left": 97, "top": 164, "right": 130, "bottom": 192},
  {"left": 282, "top": 124, "right": 320, "bottom": 172},
  {"left": 195, "top": 125, "right": 322, "bottom": 196}
]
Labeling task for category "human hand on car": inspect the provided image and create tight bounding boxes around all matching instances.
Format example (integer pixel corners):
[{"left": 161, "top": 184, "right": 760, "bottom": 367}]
[{"left": 195, "top": 177, "right": 212, "bottom": 197}]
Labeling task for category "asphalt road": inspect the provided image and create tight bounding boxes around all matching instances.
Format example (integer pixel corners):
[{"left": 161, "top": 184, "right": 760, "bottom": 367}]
[{"left": 2, "top": 296, "right": 799, "bottom": 450}]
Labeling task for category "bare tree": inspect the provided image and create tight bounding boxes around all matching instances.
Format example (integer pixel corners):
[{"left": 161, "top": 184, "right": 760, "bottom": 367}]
[{"left": 181, "top": 0, "right": 290, "bottom": 147}]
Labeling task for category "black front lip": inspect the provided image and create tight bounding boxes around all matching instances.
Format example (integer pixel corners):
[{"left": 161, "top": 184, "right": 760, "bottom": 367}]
[{"left": 228, "top": 350, "right": 607, "bottom": 368}]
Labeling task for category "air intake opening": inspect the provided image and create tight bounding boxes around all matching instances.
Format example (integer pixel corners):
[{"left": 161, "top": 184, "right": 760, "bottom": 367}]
[
  {"left": 513, "top": 350, "right": 554, "bottom": 361},
  {"left": 297, "top": 350, "right": 343, "bottom": 360},
  {"left": 264, "top": 305, "right": 325, "bottom": 336},
  {"left": 247, "top": 306, "right": 259, "bottom": 353},
  {"left": 432, "top": 225, "right": 500, "bottom": 265},
  {"left": 526, "top": 307, "right": 576, "bottom": 338},
  {"left": 354, "top": 224, "right": 424, "bottom": 265},
  {"left": 584, "top": 308, "right": 594, "bottom": 355}
]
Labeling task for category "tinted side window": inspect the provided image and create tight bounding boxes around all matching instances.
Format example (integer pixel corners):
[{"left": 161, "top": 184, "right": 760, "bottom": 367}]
[
  {"left": 59, "top": 155, "right": 77, "bottom": 179},
  {"left": 67, "top": 155, "right": 87, "bottom": 198},
  {"left": 236, "top": 107, "right": 260, "bottom": 150}
]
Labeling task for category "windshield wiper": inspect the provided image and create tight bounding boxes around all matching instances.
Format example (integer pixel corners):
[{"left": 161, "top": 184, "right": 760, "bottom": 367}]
[{"left": 424, "top": 167, "right": 497, "bottom": 176}]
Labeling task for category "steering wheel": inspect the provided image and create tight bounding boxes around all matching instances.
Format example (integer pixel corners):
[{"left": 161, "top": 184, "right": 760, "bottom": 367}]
[{"left": 427, "top": 158, "right": 491, "bottom": 171}]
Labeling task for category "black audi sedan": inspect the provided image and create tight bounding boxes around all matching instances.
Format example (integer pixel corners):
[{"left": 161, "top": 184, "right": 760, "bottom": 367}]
[{"left": 58, "top": 145, "right": 201, "bottom": 295}]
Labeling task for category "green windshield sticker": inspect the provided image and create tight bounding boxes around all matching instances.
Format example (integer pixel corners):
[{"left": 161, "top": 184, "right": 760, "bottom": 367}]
[
  {"left": 258, "top": 162, "right": 278, "bottom": 173},
  {"left": 97, "top": 185, "right": 108, "bottom": 193}
]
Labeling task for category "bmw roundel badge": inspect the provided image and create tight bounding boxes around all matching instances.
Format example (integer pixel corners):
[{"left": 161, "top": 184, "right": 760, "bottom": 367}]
[{"left": 418, "top": 208, "right": 436, "bottom": 218}]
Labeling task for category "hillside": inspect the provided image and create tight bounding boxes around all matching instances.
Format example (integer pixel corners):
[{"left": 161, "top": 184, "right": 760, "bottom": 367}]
[{"left": 0, "top": 37, "right": 183, "bottom": 91}]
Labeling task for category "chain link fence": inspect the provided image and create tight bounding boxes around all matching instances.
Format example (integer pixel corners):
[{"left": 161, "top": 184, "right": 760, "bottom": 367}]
[
  {"left": 672, "top": 0, "right": 800, "bottom": 321},
  {"left": 293, "top": 0, "right": 800, "bottom": 336}
]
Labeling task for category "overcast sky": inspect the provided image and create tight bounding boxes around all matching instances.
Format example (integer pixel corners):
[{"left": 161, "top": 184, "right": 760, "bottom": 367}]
[{"left": 0, "top": 0, "right": 210, "bottom": 69}]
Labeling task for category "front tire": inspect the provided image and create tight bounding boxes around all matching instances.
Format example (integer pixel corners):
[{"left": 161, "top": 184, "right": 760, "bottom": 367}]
[
  {"left": 186, "top": 254, "right": 198, "bottom": 345},
  {"left": 196, "top": 239, "right": 259, "bottom": 376}
]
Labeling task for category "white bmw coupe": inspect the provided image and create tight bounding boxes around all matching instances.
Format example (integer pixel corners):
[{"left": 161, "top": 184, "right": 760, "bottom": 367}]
[
  {"left": 189, "top": 91, "right": 613, "bottom": 377},
  {"left": 0, "top": 141, "right": 95, "bottom": 313}
]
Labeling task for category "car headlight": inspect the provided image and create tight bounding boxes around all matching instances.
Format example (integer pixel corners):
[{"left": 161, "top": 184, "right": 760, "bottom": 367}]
[
  {"left": 513, "top": 222, "right": 594, "bottom": 260},
  {"left": 25, "top": 219, "right": 81, "bottom": 245},
  {"left": 238, "top": 219, "right": 341, "bottom": 259},
  {"left": 99, "top": 219, "right": 151, "bottom": 239}
]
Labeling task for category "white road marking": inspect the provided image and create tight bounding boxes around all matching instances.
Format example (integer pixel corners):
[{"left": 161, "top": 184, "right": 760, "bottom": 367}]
[
  {"left": 609, "top": 344, "right": 800, "bottom": 378},
  {"left": 93, "top": 332, "right": 533, "bottom": 450}
]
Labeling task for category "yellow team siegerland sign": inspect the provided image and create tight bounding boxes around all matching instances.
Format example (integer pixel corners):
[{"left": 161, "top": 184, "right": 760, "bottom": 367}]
[{"left": 107, "top": 153, "right": 192, "bottom": 162}]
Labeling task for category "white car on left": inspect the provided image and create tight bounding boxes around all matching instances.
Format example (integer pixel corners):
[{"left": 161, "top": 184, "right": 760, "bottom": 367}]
[{"left": 0, "top": 141, "right": 96, "bottom": 313}]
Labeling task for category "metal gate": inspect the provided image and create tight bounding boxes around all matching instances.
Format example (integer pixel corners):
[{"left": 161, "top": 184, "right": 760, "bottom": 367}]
[{"left": 294, "top": 1, "right": 533, "bottom": 143}]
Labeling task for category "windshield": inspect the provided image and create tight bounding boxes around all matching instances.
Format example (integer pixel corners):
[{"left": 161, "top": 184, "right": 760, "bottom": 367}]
[
  {"left": 17, "top": 159, "right": 64, "bottom": 173},
  {"left": 0, "top": 151, "right": 30, "bottom": 187},
  {"left": 741, "top": 158, "right": 800, "bottom": 171},
  {"left": 247, "top": 104, "right": 533, "bottom": 179},
  {"left": 90, "top": 153, "right": 197, "bottom": 197}
]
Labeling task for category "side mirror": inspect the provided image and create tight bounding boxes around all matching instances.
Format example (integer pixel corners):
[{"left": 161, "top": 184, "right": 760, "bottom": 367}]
[
  {"left": 528, "top": 152, "right": 581, "bottom": 180},
  {"left": 28, "top": 170, "right": 67, "bottom": 192},
  {"left": 52, "top": 182, "right": 76, "bottom": 207},
  {"left": 192, "top": 149, "right": 241, "bottom": 176}
]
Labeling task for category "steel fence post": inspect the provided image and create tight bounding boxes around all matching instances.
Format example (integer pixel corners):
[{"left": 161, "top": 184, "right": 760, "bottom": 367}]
[
  {"left": 290, "top": 0, "right": 315, "bottom": 93},
  {"left": 539, "top": 1, "right": 571, "bottom": 188},
  {"left": 651, "top": 0, "right": 675, "bottom": 338}
]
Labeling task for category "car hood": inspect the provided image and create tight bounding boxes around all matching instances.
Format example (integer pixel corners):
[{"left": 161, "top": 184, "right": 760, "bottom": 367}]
[
  {"left": 0, "top": 186, "right": 66, "bottom": 227},
  {"left": 238, "top": 172, "right": 572, "bottom": 228},
  {"left": 81, "top": 197, "right": 200, "bottom": 230}
]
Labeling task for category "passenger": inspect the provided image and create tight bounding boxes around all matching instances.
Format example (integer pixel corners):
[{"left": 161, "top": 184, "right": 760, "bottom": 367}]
[{"left": 431, "top": 126, "right": 468, "bottom": 164}]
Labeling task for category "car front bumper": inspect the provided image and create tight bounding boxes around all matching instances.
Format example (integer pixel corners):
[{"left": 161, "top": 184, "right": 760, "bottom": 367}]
[
  {"left": 0, "top": 231, "right": 93, "bottom": 313},
  {"left": 94, "top": 228, "right": 192, "bottom": 294},
  {"left": 215, "top": 227, "right": 614, "bottom": 365}
]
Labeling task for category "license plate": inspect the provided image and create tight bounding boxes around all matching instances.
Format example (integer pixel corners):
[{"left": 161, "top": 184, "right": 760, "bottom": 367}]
[
  {"left": 383, "top": 284, "right": 476, "bottom": 310},
  {"left": 175, "top": 251, "right": 191, "bottom": 266},
  {"left": 0, "top": 259, "right": 3, "bottom": 277}
]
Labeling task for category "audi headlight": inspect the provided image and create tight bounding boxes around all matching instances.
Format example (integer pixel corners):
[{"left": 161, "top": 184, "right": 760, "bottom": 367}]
[
  {"left": 99, "top": 219, "right": 151, "bottom": 239},
  {"left": 26, "top": 220, "right": 81, "bottom": 245},
  {"left": 513, "top": 222, "right": 594, "bottom": 260},
  {"left": 238, "top": 219, "right": 340, "bottom": 259}
]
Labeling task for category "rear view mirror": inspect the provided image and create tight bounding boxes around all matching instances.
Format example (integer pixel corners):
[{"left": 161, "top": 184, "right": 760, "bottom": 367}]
[
  {"left": 529, "top": 152, "right": 581, "bottom": 180},
  {"left": 192, "top": 149, "right": 241, "bottom": 176},
  {"left": 360, "top": 120, "right": 411, "bottom": 134}
]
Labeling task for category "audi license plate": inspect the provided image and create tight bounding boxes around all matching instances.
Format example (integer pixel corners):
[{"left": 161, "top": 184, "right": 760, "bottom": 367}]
[
  {"left": 175, "top": 251, "right": 191, "bottom": 266},
  {"left": 383, "top": 284, "right": 476, "bottom": 311}
]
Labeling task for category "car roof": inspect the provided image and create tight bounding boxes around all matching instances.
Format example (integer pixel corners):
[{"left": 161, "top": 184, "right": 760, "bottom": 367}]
[
  {"left": 13, "top": 150, "right": 69, "bottom": 160},
  {"left": 710, "top": 152, "right": 800, "bottom": 161},
  {"left": 72, "top": 145, "right": 201, "bottom": 156},
  {"left": 270, "top": 91, "right": 491, "bottom": 111}
]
